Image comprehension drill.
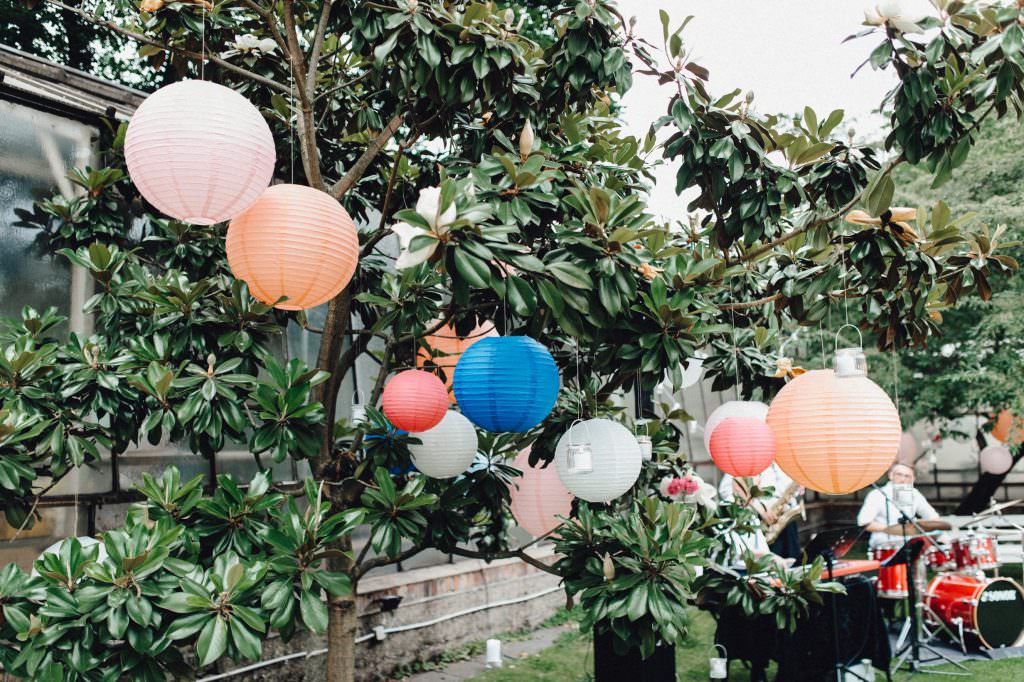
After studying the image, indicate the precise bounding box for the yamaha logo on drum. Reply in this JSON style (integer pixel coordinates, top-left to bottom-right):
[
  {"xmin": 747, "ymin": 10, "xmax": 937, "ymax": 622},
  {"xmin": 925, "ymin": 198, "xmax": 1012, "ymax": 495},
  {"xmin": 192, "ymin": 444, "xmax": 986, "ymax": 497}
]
[{"xmin": 980, "ymin": 590, "xmax": 1019, "ymax": 603}]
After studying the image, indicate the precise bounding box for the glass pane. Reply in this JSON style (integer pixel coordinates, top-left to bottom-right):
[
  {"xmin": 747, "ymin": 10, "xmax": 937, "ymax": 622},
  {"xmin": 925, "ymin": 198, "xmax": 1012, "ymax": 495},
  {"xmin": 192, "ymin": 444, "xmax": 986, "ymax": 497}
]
[{"xmin": 0, "ymin": 99, "xmax": 95, "ymax": 323}]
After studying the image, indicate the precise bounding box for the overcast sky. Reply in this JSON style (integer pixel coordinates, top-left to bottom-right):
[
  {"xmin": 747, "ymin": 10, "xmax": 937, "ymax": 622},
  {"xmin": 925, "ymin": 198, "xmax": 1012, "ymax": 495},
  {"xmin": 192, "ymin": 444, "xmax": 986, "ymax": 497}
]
[{"xmin": 615, "ymin": 0, "xmax": 935, "ymax": 220}]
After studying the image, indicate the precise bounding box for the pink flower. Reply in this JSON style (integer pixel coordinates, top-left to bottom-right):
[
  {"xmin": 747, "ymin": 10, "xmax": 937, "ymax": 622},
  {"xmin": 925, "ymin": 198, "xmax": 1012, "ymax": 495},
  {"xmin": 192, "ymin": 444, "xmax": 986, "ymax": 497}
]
[
  {"xmin": 666, "ymin": 478, "xmax": 685, "ymax": 496},
  {"xmin": 680, "ymin": 476, "xmax": 700, "ymax": 495},
  {"xmin": 658, "ymin": 477, "xmax": 673, "ymax": 497}
]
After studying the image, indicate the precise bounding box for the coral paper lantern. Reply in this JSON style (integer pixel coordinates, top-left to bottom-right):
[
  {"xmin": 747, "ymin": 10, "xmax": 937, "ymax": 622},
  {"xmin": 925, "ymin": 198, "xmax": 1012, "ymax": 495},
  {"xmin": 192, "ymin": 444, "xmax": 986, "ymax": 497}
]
[
  {"xmin": 703, "ymin": 401, "xmax": 769, "ymax": 453},
  {"xmin": 767, "ymin": 369, "xmax": 900, "ymax": 495},
  {"xmin": 408, "ymin": 411, "xmax": 479, "ymax": 478},
  {"xmin": 124, "ymin": 80, "xmax": 274, "ymax": 224},
  {"xmin": 226, "ymin": 184, "xmax": 359, "ymax": 310},
  {"xmin": 709, "ymin": 417, "xmax": 776, "ymax": 477},
  {"xmin": 382, "ymin": 370, "xmax": 448, "ymax": 433},
  {"xmin": 554, "ymin": 419, "xmax": 642, "ymax": 503},
  {"xmin": 453, "ymin": 337, "xmax": 559, "ymax": 432},
  {"xmin": 980, "ymin": 444, "xmax": 1014, "ymax": 475},
  {"xmin": 991, "ymin": 410, "xmax": 1024, "ymax": 445},
  {"xmin": 417, "ymin": 320, "xmax": 499, "ymax": 402},
  {"xmin": 509, "ymin": 448, "xmax": 573, "ymax": 537}
]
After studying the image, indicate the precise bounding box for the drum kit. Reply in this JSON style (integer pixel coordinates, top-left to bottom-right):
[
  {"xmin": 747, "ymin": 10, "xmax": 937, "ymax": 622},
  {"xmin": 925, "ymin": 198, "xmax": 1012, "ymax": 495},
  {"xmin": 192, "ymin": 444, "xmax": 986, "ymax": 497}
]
[{"xmin": 869, "ymin": 500, "xmax": 1024, "ymax": 653}]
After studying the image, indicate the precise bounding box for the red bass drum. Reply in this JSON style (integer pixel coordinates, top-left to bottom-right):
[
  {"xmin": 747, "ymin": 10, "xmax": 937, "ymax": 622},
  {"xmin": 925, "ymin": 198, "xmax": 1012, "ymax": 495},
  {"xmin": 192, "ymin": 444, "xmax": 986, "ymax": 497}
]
[{"xmin": 924, "ymin": 573, "xmax": 1024, "ymax": 649}]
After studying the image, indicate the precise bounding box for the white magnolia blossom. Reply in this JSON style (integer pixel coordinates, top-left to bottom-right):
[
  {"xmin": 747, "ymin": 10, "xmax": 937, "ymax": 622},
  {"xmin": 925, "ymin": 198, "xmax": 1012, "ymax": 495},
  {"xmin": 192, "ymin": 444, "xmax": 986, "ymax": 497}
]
[
  {"xmin": 864, "ymin": 1, "xmax": 925, "ymax": 33},
  {"xmin": 393, "ymin": 186, "xmax": 458, "ymax": 270},
  {"xmin": 223, "ymin": 34, "xmax": 278, "ymax": 57}
]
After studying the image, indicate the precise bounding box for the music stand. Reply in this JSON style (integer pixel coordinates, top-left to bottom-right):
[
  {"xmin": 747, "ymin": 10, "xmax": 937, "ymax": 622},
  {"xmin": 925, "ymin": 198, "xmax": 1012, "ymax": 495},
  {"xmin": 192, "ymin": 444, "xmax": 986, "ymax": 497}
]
[
  {"xmin": 885, "ymin": 534, "xmax": 968, "ymax": 675},
  {"xmin": 800, "ymin": 526, "xmax": 875, "ymax": 682}
]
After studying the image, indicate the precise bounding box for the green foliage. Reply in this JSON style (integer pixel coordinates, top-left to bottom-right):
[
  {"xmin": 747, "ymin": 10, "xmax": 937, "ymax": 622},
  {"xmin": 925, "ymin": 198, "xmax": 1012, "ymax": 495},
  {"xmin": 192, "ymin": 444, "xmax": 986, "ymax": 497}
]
[
  {"xmin": 0, "ymin": 468, "xmax": 361, "ymax": 680},
  {"xmin": 553, "ymin": 499, "xmax": 713, "ymax": 659}
]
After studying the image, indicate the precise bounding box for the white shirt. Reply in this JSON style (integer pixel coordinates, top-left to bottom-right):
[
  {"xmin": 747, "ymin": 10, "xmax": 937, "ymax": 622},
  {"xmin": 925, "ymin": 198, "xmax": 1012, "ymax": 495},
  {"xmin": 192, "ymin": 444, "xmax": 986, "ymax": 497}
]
[
  {"xmin": 718, "ymin": 464, "xmax": 792, "ymax": 564},
  {"xmin": 857, "ymin": 483, "xmax": 939, "ymax": 548}
]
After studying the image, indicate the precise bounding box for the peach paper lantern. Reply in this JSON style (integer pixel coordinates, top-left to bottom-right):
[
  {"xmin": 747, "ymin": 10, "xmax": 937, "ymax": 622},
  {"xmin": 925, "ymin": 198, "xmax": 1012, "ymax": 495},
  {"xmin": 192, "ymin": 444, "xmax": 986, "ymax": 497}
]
[
  {"xmin": 226, "ymin": 184, "xmax": 359, "ymax": 310},
  {"xmin": 417, "ymin": 320, "xmax": 499, "ymax": 402},
  {"xmin": 709, "ymin": 417, "xmax": 776, "ymax": 477},
  {"xmin": 381, "ymin": 370, "xmax": 448, "ymax": 432},
  {"xmin": 991, "ymin": 410, "xmax": 1024, "ymax": 446},
  {"xmin": 979, "ymin": 444, "xmax": 1014, "ymax": 475},
  {"xmin": 124, "ymin": 80, "xmax": 274, "ymax": 224},
  {"xmin": 766, "ymin": 369, "xmax": 900, "ymax": 495},
  {"xmin": 509, "ymin": 448, "xmax": 573, "ymax": 538}
]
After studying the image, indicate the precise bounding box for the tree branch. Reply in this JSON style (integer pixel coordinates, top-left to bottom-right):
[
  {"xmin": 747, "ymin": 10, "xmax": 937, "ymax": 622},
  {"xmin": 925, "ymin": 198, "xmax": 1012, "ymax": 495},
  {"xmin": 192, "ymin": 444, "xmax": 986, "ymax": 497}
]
[
  {"xmin": 44, "ymin": 0, "xmax": 290, "ymax": 94},
  {"xmin": 282, "ymin": 0, "xmax": 325, "ymax": 190},
  {"xmin": 307, "ymin": 0, "xmax": 335, "ymax": 94},
  {"xmin": 355, "ymin": 545, "xmax": 425, "ymax": 580},
  {"xmin": 330, "ymin": 114, "xmax": 406, "ymax": 198},
  {"xmin": 448, "ymin": 546, "xmax": 564, "ymax": 577},
  {"xmin": 720, "ymin": 292, "xmax": 783, "ymax": 310}
]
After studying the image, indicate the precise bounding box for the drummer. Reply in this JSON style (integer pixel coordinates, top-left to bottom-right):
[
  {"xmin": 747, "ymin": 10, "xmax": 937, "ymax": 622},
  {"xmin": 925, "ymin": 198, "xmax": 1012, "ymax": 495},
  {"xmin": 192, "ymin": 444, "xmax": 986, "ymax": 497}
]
[{"xmin": 857, "ymin": 463, "xmax": 941, "ymax": 548}]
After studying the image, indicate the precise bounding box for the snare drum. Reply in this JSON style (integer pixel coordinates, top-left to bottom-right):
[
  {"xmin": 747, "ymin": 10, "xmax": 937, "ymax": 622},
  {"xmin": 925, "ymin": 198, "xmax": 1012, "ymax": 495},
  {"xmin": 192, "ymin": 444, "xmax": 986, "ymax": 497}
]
[
  {"xmin": 924, "ymin": 573, "xmax": 1024, "ymax": 649},
  {"xmin": 952, "ymin": 533, "xmax": 1000, "ymax": 571},
  {"xmin": 870, "ymin": 543, "xmax": 908, "ymax": 598}
]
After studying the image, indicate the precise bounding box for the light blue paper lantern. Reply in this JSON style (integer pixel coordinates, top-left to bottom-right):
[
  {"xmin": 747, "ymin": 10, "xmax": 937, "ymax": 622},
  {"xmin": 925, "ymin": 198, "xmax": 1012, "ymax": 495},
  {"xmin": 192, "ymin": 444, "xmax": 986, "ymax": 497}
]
[{"xmin": 453, "ymin": 336, "xmax": 559, "ymax": 432}]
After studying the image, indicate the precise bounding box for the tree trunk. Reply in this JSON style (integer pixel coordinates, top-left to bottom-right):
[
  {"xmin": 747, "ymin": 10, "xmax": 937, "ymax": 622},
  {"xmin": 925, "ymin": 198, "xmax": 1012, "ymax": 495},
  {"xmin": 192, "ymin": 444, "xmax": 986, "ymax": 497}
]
[
  {"xmin": 956, "ymin": 446, "xmax": 1023, "ymax": 515},
  {"xmin": 325, "ymin": 534, "xmax": 358, "ymax": 682}
]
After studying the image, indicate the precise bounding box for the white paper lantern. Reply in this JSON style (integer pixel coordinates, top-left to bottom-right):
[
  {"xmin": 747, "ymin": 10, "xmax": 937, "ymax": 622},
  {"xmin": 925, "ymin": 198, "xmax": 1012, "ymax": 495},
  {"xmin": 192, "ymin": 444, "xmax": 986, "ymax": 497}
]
[
  {"xmin": 408, "ymin": 410, "xmax": 479, "ymax": 479},
  {"xmin": 555, "ymin": 419, "xmax": 642, "ymax": 503},
  {"xmin": 703, "ymin": 400, "xmax": 769, "ymax": 453}
]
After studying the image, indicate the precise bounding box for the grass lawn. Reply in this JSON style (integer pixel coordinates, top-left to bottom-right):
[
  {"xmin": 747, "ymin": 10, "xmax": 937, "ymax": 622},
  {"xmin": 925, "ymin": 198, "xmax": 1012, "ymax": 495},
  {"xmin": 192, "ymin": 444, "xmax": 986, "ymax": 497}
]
[{"xmin": 467, "ymin": 608, "xmax": 1024, "ymax": 681}]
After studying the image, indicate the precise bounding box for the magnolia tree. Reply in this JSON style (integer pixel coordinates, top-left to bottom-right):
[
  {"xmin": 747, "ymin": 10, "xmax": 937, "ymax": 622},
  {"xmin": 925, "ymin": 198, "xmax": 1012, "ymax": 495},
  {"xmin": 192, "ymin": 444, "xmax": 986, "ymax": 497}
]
[{"xmin": 1, "ymin": 0, "xmax": 1023, "ymax": 680}]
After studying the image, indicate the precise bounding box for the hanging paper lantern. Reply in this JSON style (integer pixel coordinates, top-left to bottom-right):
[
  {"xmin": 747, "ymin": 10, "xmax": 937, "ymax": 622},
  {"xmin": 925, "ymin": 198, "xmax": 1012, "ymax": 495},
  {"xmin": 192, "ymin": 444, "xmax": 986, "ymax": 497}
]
[
  {"xmin": 703, "ymin": 400, "xmax": 769, "ymax": 453},
  {"xmin": 453, "ymin": 337, "xmax": 559, "ymax": 432},
  {"xmin": 767, "ymin": 369, "xmax": 900, "ymax": 495},
  {"xmin": 226, "ymin": 184, "xmax": 359, "ymax": 310},
  {"xmin": 417, "ymin": 320, "xmax": 499, "ymax": 402},
  {"xmin": 898, "ymin": 431, "xmax": 919, "ymax": 466},
  {"xmin": 407, "ymin": 411, "xmax": 479, "ymax": 478},
  {"xmin": 709, "ymin": 417, "xmax": 776, "ymax": 477},
  {"xmin": 124, "ymin": 80, "xmax": 274, "ymax": 224},
  {"xmin": 509, "ymin": 447, "xmax": 573, "ymax": 537},
  {"xmin": 991, "ymin": 410, "xmax": 1024, "ymax": 445},
  {"xmin": 554, "ymin": 419, "xmax": 642, "ymax": 503},
  {"xmin": 980, "ymin": 444, "xmax": 1014, "ymax": 475},
  {"xmin": 382, "ymin": 370, "xmax": 448, "ymax": 432}
]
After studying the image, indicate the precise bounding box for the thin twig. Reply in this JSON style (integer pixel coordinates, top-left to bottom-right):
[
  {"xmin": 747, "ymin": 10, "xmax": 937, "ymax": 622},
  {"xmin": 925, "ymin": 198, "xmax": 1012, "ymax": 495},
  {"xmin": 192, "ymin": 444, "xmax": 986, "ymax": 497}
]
[
  {"xmin": 306, "ymin": 0, "xmax": 335, "ymax": 94},
  {"xmin": 44, "ymin": 0, "xmax": 290, "ymax": 94},
  {"xmin": 448, "ymin": 546, "xmax": 564, "ymax": 577},
  {"xmin": 355, "ymin": 545, "xmax": 425, "ymax": 580}
]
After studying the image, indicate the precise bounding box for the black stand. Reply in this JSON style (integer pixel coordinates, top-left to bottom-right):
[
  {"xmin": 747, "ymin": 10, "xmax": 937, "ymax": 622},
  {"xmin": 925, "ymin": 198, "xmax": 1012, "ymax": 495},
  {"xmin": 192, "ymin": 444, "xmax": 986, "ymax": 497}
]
[
  {"xmin": 867, "ymin": 484, "xmax": 968, "ymax": 676},
  {"xmin": 801, "ymin": 527, "xmax": 877, "ymax": 682}
]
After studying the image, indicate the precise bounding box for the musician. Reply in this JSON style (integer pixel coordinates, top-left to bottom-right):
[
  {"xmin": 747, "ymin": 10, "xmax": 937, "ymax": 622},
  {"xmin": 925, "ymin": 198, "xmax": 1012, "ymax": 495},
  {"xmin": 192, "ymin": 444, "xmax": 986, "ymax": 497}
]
[
  {"xmin": 857, "ymin": 463, "xmax": 940, "ymax": 547},
  {"xmin": 719, "ymin": 462, "xmax": 802, "ymax": 559}
]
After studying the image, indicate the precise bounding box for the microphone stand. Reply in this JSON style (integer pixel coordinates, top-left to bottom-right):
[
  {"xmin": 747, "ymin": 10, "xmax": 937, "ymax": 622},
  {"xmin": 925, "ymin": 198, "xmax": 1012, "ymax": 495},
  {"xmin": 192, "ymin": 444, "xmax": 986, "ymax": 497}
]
[{"xmin": 869, "ymin": 484, "xmax": 968, "ymax": 676}]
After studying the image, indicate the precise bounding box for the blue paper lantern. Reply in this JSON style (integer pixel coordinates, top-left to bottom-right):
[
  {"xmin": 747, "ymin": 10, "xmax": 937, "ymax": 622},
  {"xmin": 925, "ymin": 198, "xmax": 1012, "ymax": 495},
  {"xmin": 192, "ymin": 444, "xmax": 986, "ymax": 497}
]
[{"xmin": 453, "ymin": 336, "xmax": 559, "ymax": 432}]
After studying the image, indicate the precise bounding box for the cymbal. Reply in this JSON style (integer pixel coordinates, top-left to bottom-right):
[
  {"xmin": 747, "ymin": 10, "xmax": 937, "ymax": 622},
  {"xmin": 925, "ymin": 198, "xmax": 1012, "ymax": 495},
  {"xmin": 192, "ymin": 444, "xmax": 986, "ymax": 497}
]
[
  {"xmin": 975, "ymin": 499, "xmax": 1022, "ymax": 518},
  {"xmin": 880, "ymin": 519, "xmax": 952, "ymax": 535}
]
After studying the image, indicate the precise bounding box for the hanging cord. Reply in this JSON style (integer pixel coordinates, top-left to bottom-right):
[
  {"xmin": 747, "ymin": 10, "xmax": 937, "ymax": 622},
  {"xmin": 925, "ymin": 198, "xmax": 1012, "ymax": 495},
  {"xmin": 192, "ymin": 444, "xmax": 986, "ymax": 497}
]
[
  {"xmin": 289, "ymin": 53, "xmax": 296, "ymax": 184},
  {"xmin": 200, "ymin": 4, "xmax": 206, "ymax": 80},
  {"xmin": 818, "ymin": 321, "xmax": 827, "ymax": 369},
  {"xmin": 575, "ymin": 337, "xmax": 583, "ymax": 419},
  {"xmin": 725, "ymin": 277, "xmax": 742, "ymax": 394},
  {"xmin": 840, "ymin": 225, "xmax": 851, "ymax": 327}
]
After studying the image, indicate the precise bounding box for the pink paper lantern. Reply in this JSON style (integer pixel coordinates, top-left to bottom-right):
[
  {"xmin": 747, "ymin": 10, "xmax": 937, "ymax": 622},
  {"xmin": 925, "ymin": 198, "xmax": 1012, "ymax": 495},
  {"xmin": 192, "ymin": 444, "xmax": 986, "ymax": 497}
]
[
  {"xmin": 382, "ymin": 370, "xmax": 448, "ymax": 432},
  {"xmin": 980, "ymin": 444, "xmax": 1013, "ymax": 475},
  {"xmin": 709, "ymin": 416, "xmax": 776, "ymax": 477},
  {"xmin": 226, "ymin": 184, "xmax": 359, "ymax": 310},
  {"xmin": 898, "ymin": 431, "xmax": 919, "ymax": 466},
  {"xmin": 125, "ymin": 80, "xmax": 275, "ymax": 224},
  {"xmin": 509, "ymin": 448, "xmax": 573, "ymax": 538}
]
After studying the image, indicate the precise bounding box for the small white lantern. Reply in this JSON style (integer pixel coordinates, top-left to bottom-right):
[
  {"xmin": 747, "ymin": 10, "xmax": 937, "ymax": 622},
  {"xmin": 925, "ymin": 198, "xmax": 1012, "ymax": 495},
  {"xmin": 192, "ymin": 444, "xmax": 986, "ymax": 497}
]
[
  {"xmin": 408, "ymin": 410, "xmax": 478, "ymax": 479},
  {"xmin": 555, "ymin": 419, "xmax": 642, "ymax": 503},
  {"xmin": 485, "ymin": 639, "xmax": 503, "ymax": 668}
]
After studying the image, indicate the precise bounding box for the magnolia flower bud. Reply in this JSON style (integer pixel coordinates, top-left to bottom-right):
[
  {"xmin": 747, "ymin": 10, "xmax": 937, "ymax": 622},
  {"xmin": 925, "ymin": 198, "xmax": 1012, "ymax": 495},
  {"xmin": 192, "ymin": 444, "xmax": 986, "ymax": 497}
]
[
  {"xmin": 519, "ymin": 120, "xmax": 535, "ymax": 161},
  {"xmin": 602, "ymin": 552, "xmax": 616, "ymax": 580}
]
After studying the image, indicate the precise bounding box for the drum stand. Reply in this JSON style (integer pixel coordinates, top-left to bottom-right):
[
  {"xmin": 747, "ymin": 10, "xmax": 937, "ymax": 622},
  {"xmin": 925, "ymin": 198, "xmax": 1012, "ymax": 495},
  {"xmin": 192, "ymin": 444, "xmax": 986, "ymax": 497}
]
[{"xmin": 888, "ymin": 520, "xmax": 969, "ymax": 676}]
